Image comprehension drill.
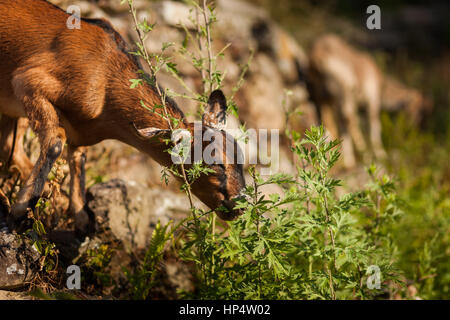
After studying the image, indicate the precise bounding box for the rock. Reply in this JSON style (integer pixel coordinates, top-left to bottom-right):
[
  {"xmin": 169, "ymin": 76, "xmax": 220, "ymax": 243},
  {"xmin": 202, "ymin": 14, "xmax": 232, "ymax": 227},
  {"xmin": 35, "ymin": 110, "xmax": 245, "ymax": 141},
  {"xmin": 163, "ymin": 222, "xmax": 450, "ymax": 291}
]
[
  {"xmin": 251, "ymin": 21, "xmax": 308, "ymax": 83},
  {"xmin": 217, "ymin": 0, "xmax": 268, "ymax": 21},
  {"xmin": 86, "ymin": 179, "xmax": 205, "ymax": 250},
  {"xmin": 0, "ymin": 290, "xmax": 32, "ymax": 300},
  {"xmin": 216, "ymin": 0, "xmax": 268, "ymax": 45},
  {"xmin": 72, "ymin": 178, "xmax": 201, "ymax": 297},
  {"xmin": 164, "ymin": 259, "xmax": 194, "ymax": 293},
  {"xmin": 238, "ymin": 53, "xmax": 286, "ymax": 131},
  {"xmin": 153, "ymin": 1, "xmax": 197, "ymax": 30},
  {"xmin": 143, "ymin": 24, "xmax": 184, "ymax": 54},
  {"xmin": 95, "ymin": 0, "xmax": 147, "ymax": 14},
  {"xmin": 0, "ymin": 231, "xmax": 40, "ymax": 290}
]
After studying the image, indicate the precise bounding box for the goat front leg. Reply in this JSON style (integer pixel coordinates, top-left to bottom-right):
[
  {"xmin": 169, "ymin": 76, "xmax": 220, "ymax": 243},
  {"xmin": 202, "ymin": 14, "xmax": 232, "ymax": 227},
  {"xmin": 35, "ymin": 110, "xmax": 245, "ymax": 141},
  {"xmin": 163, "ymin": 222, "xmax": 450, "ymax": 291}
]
[
  {"xmin": 321, "ymin": 103, "xmax": 339, "ymax": 141},
  {"xmin": 321, "ymin": 103, "xmax": 356, "ymax": 168},
  {"xmin": 341, "ymin": 95, "xmax": 367, "ymax": 155},
  {"xmin": 0, "ymin": 116, "xmax": 33, "ymax": 180},
  {"xmin": 367, "ymin": 101, "xmax": 387, "ymax": 160},
  {"xmin": 7, "ymin": 96, "xmax": 66, "ymax": 232},
  {"xmin": 68, "ymin": 145, "xmax": 94, "ymax": 236}
]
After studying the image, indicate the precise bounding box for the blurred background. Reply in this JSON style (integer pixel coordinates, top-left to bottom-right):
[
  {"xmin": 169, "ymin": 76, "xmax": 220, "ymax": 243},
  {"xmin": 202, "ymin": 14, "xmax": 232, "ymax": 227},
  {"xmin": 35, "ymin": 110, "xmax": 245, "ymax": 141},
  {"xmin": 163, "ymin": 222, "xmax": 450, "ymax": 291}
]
[{"xmin": 250, "ymin": 0, "xmax": 450, "ymax": 136}]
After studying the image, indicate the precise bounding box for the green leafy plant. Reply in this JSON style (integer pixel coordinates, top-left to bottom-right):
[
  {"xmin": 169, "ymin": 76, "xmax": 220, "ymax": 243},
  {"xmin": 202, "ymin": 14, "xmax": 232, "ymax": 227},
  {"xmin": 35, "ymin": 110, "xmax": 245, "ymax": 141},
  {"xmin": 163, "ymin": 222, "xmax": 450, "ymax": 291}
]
[
  {"xmin": 124, "ymin": 220, "xmax": 178, "ymax": 299},
  {"xmin": 173, "ymin": 125, "xmax": 404, "ymax": 300}
]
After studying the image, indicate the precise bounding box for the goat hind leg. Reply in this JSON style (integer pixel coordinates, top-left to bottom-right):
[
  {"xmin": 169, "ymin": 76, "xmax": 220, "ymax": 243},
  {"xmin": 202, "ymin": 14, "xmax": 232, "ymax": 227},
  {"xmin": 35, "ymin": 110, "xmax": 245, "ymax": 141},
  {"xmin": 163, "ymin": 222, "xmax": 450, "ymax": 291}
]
[
  {"xmin": 321, "ymin": 103, "xmax": 340, "ymax": 141},
  {"xmin": 368, "ymin": 102, "xmax": 386, "ymax": 160},
  {"xmin": 68, "ymin": 145, "xmax": 94, "ymax": 236},
  {"xmin": 8, "ymin": 96, "xmax": 66, "ymax": 232},
  {"xmin": 0, "ymin": 116, "xmax": 33, "ymax": 180},
  {"xmin": 322, "ymin": 103, "xmax": 355, "ymax": 167},
  {"xmin": 341, "ymin": 95, "xmax": 367, "ymax": 155}
]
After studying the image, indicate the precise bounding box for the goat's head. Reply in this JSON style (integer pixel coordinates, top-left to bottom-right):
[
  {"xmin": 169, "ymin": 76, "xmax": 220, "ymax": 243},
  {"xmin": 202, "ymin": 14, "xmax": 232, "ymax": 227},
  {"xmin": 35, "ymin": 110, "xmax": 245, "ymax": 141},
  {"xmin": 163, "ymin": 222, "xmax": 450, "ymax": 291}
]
[{"xmin": 134, "ymin": 90, "xmax": 246, "ymax": 221}]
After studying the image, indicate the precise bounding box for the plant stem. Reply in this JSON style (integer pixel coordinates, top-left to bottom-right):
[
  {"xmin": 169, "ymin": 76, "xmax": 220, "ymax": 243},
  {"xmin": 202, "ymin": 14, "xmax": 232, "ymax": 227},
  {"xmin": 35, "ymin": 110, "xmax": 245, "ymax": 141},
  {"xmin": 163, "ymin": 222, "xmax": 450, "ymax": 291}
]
[
  {"xmin": 128, "ymin": 0, "xmax": 196, "ymax": 215},
  {"xmin": 326, "ymin": 264, "xmax": 336, "ymax": 300},
  {"xmin": 322, "ymin": 191, "xmax": 337, "ymax": 300},
  {"xmin": 195, "ymin": 6, "xmax": 208, "ymax": 96},
  {"xmin": 251, "ymin": 168, "xmax": 262, "ymax": 299},
  {"xmin": 201, "ymin": 0, "xmax": 214, "ymax": 93}
]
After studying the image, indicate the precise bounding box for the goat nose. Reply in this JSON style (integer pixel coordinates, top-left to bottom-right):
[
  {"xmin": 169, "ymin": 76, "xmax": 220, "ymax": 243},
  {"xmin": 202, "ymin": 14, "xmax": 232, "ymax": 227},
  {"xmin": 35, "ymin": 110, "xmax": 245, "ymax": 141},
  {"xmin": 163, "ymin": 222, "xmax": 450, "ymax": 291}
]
[{"xmin": 217, "ymin": 199, "xmax": 243, "ymax": 221}]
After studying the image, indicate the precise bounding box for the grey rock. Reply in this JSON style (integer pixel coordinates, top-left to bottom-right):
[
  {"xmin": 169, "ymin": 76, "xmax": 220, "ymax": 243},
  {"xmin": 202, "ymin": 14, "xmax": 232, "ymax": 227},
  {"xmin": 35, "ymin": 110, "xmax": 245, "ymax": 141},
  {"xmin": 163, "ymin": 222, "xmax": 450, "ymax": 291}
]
[
  {"xmin": 0, "ymin": 290, "xmax": 32, "ymax": 300},
  {"xmin": 86, "ymin": 179, "xmax": 204, "ymax": 250},
  {"xmin": 152, "ymin": 1, "xmax": 197, "ymax": 30},
  {"xmin": 0, "ymin": 231, "xmax": 40, "ymax": 290}
]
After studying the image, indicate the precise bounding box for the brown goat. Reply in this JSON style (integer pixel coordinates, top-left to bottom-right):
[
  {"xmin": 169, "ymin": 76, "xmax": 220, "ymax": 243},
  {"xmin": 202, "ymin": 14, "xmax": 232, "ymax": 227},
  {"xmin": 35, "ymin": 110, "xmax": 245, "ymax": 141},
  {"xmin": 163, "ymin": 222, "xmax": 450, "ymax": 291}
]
[
  {"xmin": 0, "ymin": 0, "xmax": 245, "ymax": 235},
  {"xmin": 307, "ymin": 34, "xmax": 432, "ymax": 168},
  {"xmin": 307, "ymin": 34, "xmax": 385, "ymax": 168}
]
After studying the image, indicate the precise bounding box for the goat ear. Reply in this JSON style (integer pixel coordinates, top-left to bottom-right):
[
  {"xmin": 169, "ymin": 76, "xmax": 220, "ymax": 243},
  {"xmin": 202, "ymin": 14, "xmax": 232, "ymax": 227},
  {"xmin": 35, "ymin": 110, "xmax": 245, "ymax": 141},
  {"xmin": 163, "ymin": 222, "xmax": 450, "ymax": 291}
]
[
  {"xmin": 132, "ymin": 123, "xmax": 171, "ymax": 141},
  {"xmin": 202, "ymin": 90, "xmax": 227, "ymax": 129}
]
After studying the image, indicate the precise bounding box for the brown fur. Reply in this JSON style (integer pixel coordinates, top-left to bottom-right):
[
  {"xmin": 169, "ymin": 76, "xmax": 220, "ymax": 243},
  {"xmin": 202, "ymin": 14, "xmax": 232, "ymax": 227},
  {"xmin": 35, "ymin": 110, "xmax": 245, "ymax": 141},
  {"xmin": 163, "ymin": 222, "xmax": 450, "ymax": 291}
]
[{"xmin": 0, "ymin": 0, "xmax": 245, "ymax": 234}]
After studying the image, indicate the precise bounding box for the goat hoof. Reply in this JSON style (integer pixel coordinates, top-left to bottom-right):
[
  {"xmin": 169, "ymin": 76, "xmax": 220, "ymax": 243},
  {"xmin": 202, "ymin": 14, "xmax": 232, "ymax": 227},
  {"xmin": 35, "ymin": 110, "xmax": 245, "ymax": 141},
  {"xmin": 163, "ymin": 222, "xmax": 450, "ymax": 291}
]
[
  {"xmin": 74, "ymin": 207, "xmax": 96, "ymax": 239},
  {"xmin": 7, "ymin": 203, "xmax": 33, "ymax": 234},
  {"xmin": 0, "ymin": 191, "xmax": 11, "ymax": 232}
]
